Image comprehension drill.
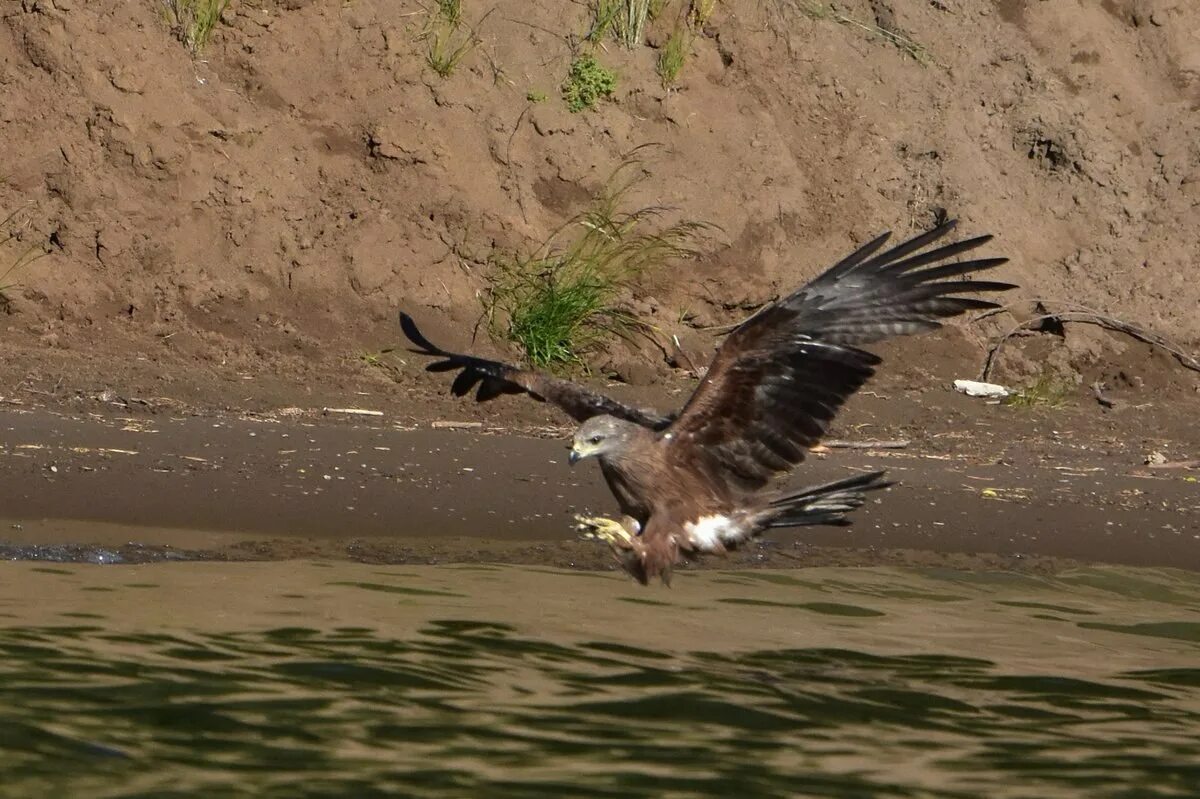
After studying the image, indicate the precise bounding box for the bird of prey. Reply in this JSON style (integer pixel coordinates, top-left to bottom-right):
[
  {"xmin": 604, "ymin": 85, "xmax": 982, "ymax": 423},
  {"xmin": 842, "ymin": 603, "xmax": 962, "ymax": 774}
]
[{"xmin": 400, "ymin": 220, "xmax": 1012, "ymax": 584}]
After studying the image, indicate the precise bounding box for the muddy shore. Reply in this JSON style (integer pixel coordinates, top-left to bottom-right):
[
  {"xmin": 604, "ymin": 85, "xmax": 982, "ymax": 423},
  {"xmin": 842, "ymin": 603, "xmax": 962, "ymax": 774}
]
[{"xmin": 2, "ymin": 389, "xmax": 1196, "ymax": 573}]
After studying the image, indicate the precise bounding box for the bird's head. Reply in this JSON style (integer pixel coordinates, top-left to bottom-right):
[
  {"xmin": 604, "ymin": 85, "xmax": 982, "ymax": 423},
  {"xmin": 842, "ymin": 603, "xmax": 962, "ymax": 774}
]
[{"xmin": 568, "ymin": 415, "xmax": 634, "ymax": 465}]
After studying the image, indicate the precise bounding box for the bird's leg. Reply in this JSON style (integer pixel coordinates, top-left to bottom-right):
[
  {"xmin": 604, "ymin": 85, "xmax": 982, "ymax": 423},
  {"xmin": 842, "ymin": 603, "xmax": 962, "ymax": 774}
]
[{"xmin": 574, "ymin": 514, "xmax": 635, "ymax": 547}]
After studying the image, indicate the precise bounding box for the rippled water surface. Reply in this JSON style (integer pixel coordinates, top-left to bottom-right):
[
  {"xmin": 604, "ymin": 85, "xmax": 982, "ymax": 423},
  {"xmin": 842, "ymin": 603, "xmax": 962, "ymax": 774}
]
[{"xmin": 0, "ymin": 561, "xmax": 1197, "ymax": 798}]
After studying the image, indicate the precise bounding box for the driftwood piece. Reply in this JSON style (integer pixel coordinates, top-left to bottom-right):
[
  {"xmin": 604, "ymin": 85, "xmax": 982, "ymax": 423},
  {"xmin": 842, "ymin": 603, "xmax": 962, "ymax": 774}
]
[
  {"xmin": 323, "ymin": 407, "xmax": 384, "ymax": 417},
  {"xmin": 1147, "ymin": 459, "xmax": 1200, "ymax": 471},
  {"xmin": 977, "ymin": 301, "xmax": 1200, "ymax": 381},
  {"xmin": 823, "ymin": 439, "xmax": 911, "ymax": 450}
]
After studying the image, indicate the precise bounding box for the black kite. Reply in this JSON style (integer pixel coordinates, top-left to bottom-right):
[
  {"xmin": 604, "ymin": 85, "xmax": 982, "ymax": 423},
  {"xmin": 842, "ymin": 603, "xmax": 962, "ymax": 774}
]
[{"xmin": 401, "ymin": 220, "xmax": 1012, "ymax": 584}]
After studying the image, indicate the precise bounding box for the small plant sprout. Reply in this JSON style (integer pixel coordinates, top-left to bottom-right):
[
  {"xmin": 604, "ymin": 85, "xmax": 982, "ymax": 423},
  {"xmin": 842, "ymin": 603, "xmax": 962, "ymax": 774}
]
[
  {"xmin": 162, "ymin": 0, "xmax": 230, "ymax": 53},
  {"xmin": 423, "ymin": 1, "xmax": 488, "ymax": 78},
  {"xmin": 526, "ymin": 89, "xmax": 548, "ymax": 103},
  {"xmin": 359, "ymin": 348, "xmax": 405, "ymax": 379},
  {"xmin": 562, "ymin": 54, "xmax": 617, "ymax": 112},
  {"xmin": 657, "ymin": 25, "xmax": 690, "ymax": 87},
  {"xmin": 483, "ymin": 151, "xmax": 712, "ymax": 370}
]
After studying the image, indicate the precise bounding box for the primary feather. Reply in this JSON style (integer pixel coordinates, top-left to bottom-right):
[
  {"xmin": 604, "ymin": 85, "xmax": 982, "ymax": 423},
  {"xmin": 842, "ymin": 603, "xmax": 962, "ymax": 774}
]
[
  {"xmin": 662, "ymin": 219, "xmax": 1011, "ymax": 491},
  {"xmin": 399, "ymin": 313, "xmax": 674, "ymax": 429}
]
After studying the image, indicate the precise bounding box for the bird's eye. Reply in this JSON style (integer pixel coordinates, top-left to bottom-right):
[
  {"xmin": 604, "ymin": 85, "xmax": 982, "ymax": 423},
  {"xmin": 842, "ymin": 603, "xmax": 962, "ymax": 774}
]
[{"xmin": 589, "ymin": 435, "xmax": 603, "ymax": 444}]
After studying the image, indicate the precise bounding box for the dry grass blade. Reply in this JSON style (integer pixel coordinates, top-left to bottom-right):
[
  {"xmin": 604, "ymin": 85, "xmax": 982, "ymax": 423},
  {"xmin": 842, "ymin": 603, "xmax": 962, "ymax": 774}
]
[
  {"xmin": 0, "ymin": 206, "xmax": 48, "ymax": 300},
  {"xmin": 789, "ymin": 1, "xmax": 936, "ymax": 66}
]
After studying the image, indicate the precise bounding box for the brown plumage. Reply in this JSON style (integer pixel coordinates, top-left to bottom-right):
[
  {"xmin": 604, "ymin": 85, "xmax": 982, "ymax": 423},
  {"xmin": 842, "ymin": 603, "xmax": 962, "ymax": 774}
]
[{"xmin": 401, "ymin": 220, "xmax": 1014, "ymax": 584}]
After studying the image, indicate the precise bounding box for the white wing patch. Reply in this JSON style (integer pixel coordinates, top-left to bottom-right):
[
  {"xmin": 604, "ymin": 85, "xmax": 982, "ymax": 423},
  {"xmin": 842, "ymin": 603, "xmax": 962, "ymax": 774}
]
[{"xmin": 683, "ymin": 515, "xmax": 747, "ymax": 551}]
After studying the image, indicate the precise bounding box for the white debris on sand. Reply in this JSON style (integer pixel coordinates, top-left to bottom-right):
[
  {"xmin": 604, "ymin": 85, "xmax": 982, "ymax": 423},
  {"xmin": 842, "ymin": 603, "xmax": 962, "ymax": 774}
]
[{"xmin": 953, "ymin": 379, "xmax": 1012, "ymax": 399}]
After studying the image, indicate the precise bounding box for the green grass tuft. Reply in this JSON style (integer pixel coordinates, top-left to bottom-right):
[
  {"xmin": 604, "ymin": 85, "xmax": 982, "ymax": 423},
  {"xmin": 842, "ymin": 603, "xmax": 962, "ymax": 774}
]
[
  {"xmin": 562, "ymin": 54, "xmax": 617, "ymax": 112},
  {"xmin": 436, "ymin": 0, "xmax": 463, "ymax": 27},
  {"xmin": 526, "ymin": 89, "xmax": 548, "ymax": 103},
  {"xmin": 1004, "ymin": 372, "xmax": 1071, "ymax": 409},
  {"xmin": 657, "ymin": 26, "xmax": 690, "ymax": 87},
  {"xmin": 358, "ymin": 348, "xmax": 405, "ymax": 381},
  {"xmin": 484, "ymin": 154, "xmax": 710, "ymax": 370},
  {"xmin": 588, "ymin": 0, "xmax": 619, "ymax": 42},
  {"xmin": 423, "ymin": 0, "xmax": 485, "ymax": 78},
  {"xmin": 163, "ymin": 0, "xmax": 229, "ymax": 53}
]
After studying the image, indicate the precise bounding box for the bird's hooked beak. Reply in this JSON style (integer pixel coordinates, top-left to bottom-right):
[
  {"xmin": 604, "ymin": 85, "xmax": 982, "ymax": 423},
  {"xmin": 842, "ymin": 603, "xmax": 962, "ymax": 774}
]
[{"xmin": 567, "ymin": 445, "xmax": 582, "ymax": 466}]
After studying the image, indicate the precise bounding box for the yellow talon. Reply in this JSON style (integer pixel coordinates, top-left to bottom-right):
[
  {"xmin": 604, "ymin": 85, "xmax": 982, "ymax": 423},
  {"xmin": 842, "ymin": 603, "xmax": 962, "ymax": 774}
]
[{"xmin": 574, "ymin": 515, "xmax": 634, "ymax": 546}]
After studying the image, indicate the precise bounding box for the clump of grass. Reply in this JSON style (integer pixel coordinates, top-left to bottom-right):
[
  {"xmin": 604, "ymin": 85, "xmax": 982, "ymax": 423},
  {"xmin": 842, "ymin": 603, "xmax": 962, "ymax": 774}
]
[
  {"xmin": 1004, "ymin": 372, "xmax": 1071, "ymax": 409},
  {"xmin": 163, "ymin": 0, "xmax": 229, "ymax": 53},
  {"xmin": 657, "ymin": 25, "xmax": 690, "ymax": 87},
  {"xmin": 526, "ymin": 89, "xmax": 548, "ymax": 103},
  {"xmin": 588, "ymin": 0, "xmax": 619, "ymax": 42},
  {"xmin": 562, "ymin": 54, "xmax": 617, "ymax": 112},
  {"xmin": 0, "ymin": 207, "xmax": 48, "ymax": 304},
  {"xmin": 423, "ymin": 0, "xmax": 484, "ymax": 78},
  {"xmin": 483, "ymin": 155, "xmax": 709, "ymax": 370},
  {"xmin": 589, "ymin": 0, "xmax": 652, "ymax": 48},
  {"xmin": 436, "ymin": 0, "xmax": 462, "ymax": 27}
]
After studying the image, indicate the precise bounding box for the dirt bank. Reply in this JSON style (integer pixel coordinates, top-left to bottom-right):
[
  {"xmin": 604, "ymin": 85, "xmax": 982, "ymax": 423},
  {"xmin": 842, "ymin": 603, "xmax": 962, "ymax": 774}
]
[
  {"xmin": 1, "ymin": 0, "xmax": 1198, "ymax": 417},
  {"xmin": 1, "ymin": 2, "xmax": 1197, "ymax": 571}
]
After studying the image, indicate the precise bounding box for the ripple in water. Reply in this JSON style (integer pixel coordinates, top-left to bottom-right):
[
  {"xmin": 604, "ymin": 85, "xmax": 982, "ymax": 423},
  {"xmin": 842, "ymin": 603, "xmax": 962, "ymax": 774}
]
[{"xmin": 0, "ymin": 564, "xmax": 1196, "ymax": 798}]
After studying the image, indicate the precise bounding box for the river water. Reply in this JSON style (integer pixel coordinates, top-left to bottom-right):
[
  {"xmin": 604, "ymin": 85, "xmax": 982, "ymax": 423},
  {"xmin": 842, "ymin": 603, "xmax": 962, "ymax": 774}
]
[{"xmin": 0, "ymin": 561, "xmax": 1196, "ymax": 797}]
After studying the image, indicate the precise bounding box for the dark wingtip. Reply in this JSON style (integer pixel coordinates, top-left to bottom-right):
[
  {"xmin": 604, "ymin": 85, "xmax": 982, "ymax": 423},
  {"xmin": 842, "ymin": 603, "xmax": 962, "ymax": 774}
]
[
  {"xmin": 399, "ymin": 311, "xmax": 445, "ymax": 355},
  {"xmin": 861, "ymin": 470, "xmax": 894, "ymax": 491},
  {"xmin": 971, "ymin": 281, "xmax": 1019, "ymax": 293}
]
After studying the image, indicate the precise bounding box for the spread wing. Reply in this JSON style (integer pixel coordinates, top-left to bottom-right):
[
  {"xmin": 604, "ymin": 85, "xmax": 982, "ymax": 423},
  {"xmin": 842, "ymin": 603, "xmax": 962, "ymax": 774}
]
[
  {"xmin": 663, "ymin": 219, "xmax": 1013, "ymax": 489},
  {"xmin": 399, "ymin": 313, "xmax": 674, "ymax": 429}
]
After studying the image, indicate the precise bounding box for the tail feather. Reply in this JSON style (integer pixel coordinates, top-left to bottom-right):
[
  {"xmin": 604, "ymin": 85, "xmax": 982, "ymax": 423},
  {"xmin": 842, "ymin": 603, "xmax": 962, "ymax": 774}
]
[{"xmin": 763, "ymin": 470, "xmax": 891, "ymax": 528}]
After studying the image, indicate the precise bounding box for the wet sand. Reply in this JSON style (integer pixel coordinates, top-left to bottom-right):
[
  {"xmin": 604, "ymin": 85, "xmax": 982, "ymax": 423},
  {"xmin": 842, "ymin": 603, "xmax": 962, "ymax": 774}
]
[{"xmin": 1, "ymin": 406, "xmax": 1197, "ymax": 572}]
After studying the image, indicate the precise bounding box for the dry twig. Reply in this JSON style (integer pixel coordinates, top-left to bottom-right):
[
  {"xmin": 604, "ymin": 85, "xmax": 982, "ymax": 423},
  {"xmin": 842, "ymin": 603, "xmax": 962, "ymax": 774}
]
[{"xmin": 822, "ymin": 439, "xmax": 911, "ymax": 450}]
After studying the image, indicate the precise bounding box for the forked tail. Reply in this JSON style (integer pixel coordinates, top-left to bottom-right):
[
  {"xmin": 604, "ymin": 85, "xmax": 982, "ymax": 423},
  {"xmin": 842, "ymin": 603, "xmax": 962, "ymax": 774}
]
[{"xmin": 762, "ymin": 470, "xmax": 892, "ymax": 528}]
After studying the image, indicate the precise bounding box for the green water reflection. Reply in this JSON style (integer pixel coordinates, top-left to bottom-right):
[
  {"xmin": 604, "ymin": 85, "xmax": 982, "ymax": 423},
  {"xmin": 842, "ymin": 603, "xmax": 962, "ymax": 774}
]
[{"xmin": 0, "ymin": 566, "xmax": 1197, "ymax": 798}]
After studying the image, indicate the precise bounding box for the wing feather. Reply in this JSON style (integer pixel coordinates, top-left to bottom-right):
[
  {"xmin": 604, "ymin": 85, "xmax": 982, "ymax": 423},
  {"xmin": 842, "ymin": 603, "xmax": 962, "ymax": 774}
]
[
  {"xmin": 663, "ymin": 220, "xmax": 1012, "ymax": 489},
  {"xmin": 399, "ymin": 313, "xmax": 674, "ymax": 429}
]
